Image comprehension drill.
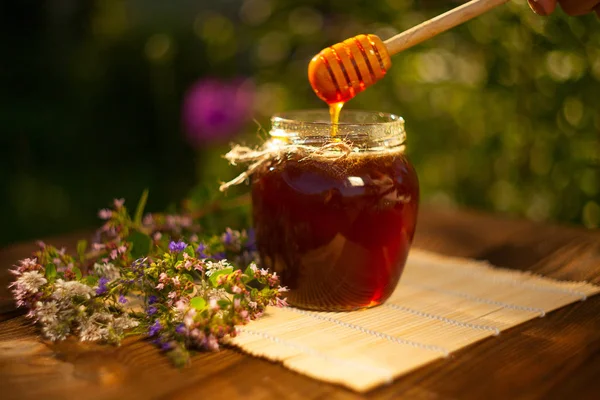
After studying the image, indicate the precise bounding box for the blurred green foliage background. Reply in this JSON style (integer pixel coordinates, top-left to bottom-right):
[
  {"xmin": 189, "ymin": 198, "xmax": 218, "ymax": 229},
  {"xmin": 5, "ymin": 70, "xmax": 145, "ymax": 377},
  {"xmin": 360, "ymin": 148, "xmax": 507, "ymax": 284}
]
[{"xmin": 2, "ymin": 0, "xmax": 599, "ymax": 246}]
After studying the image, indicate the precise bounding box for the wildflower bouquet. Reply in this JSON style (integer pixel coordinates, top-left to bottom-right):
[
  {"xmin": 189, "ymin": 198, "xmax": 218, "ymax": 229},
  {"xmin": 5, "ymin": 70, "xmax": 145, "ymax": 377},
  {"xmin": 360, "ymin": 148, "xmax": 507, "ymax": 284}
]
[{"xmin": 9, "ymin": 193, "xmax": 287, "ymax": 366}]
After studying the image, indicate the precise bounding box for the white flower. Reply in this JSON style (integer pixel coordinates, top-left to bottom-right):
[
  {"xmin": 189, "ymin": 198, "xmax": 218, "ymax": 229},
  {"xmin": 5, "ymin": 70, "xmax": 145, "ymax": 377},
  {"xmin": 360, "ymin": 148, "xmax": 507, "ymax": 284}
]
[
  {"xmin": 248, "ymin": 301, "xmax": 257, "ymax": 309},
  {"xmin": 34, "ymin": 301, "xmax": 59, "ymax": 324},
  {"xmin": 276, "ymin": 297, "xmax": 288, "ymax": 308},
  {"xmin": 16, "ymin": 271, "xmax": 47, "ymax": 293},
  {"xmin": 79, "ymin": 314, "xmax": 110, "ymax": 342},
  {"xmin": 205, "ymin": 334, "xmax": 219, "ymax": 351},
  {"xmin": 42, "ymin": 322, "xmax": 70, "ymax": 341},
  {"xmin": 205, "ymin": 288, "xmax": 227, "ymax": 300},
  {"xmin": 174, "ymin": 299, "xmax": 188, "ymax": 313},
  {"xmin": 112, "ymin": 315, "xmax": 139, "ymax": 332},
  {"xmin": 79, "ymin": 312, "xmax": 138, "ymax": 343},
  {"xmin": 248, "ymin": 262, "xmax": 258, "ymax": 273},
  {"xmin": 183, "ymin": 308, "xmax": 197, "ymax": 328},
  {"xmin": 93, "ymin": 262, "xmax": 120, "ymax": 281},
  {"xmin": 53, "ymin": 279, "xmax": 95, "ymax": 300},
  {"xmin": 204, "ymin": 260, "xmax": 232, "ymax": 277}
]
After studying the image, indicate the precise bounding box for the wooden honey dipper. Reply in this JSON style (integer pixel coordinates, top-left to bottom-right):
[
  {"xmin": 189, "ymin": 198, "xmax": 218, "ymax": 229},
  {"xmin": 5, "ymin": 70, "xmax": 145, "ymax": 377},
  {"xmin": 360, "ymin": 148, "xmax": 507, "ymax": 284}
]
[{"xmin": 308, "ymin": 0, "xmax": 510, "ymax": 104}]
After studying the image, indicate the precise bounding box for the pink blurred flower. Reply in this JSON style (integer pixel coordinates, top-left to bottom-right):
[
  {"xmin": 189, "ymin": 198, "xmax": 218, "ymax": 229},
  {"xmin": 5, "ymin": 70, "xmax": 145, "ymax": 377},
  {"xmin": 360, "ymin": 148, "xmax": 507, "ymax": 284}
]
[
  {"xmin": 181, "ymin": 78, "xmax": 254, "ymax": 146},
  {"xmin": 113, "ymin": 198, "xmax": 125, "ymax": 209},
  {"xmin": 98, "ymin": 209, "xmax": 112, "ymax": 220}
]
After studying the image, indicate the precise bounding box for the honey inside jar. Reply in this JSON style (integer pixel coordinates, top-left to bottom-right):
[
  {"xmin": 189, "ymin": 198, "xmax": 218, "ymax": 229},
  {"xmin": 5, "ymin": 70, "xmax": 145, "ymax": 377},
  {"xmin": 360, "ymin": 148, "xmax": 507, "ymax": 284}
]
[{"xmin": 251, "ymin": 110, "xmax": 419, "ymax": 311}]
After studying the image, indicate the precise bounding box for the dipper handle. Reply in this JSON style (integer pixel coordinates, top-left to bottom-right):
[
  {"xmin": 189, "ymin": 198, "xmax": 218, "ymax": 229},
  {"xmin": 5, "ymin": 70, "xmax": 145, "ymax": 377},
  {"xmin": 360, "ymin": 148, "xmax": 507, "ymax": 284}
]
[{"xmin": 384, "ymin": 0, "xmax": 510, "ymax": 55}]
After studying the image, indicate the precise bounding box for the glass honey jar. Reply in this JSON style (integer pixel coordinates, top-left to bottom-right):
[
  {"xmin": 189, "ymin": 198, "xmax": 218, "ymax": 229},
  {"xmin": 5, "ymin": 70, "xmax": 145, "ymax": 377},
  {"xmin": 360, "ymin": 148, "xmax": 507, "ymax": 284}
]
[{"xmin": 250, "ymin": 110, "xmax": 419, "ymax": 311}]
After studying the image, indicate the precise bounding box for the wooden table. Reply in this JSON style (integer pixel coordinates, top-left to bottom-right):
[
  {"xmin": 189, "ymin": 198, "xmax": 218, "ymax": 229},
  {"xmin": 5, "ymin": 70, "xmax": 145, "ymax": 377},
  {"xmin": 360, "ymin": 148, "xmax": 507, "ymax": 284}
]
[{"xmin": 2, "ymin": 207, "xmax": 600, "ymax": 400}]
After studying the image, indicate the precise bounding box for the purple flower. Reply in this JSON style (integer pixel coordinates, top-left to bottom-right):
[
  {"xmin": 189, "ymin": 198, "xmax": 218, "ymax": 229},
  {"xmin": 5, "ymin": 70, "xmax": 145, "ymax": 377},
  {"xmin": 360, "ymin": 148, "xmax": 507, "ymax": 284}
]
[
  {"xmin": 161, "ymin": 341, "xmax": 174, "ymax": 351},
  {"xmin": 169, "ymin": 241, "xmax": 187, "ymax": 253},
  {"xmin": 131, "ymin": 258, "xmax": 147, "ymax": 277},
  {"xmin": 132, "ymin": 257, "xmax": 147, "ymax": 268},
  {"xmin": 196, "ymin": 243, "xmax": 208, "ymax": 258},
  {"xmin": 96, "ymin": 277, "xmax": 110, "ymax": 295},
  {"xmin": 175, "ymin": 323, "xmax": 186, "ymax": 334},
  {"xmin": 148, "ymin": 295, "xmax": 158, "ymax": 304},
  {"xmin": 149, "ymin": 320, "xmax": 162, "ymax": 336},
  {"xmin": 181, "ymin": 78, "xmax": 254, "ymax": 146},
  {"xmin": 222, "ymin": 229, "xmax": 234, "ymax": 245},
  {"xmin": 118, "ymin": 295, "xmax": 128, "ymax": 304},
  {"xmin": 147, "ymin": 306, "xmax": 157, "ymax": 316},
  {"xmin": 246, "ymin": 228, "xmax": 257, "ymax": 252},
  {"xmin": 212, "ymin": 252, "xmax": 226, "ymax": 261}
]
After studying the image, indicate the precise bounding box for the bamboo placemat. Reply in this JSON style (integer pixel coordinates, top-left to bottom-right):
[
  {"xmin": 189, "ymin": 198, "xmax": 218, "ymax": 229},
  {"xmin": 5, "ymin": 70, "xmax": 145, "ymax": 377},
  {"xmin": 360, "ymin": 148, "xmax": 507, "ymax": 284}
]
[{"xmin": 229, "ymin": 249, "xmax": 600, "ymax": 392}]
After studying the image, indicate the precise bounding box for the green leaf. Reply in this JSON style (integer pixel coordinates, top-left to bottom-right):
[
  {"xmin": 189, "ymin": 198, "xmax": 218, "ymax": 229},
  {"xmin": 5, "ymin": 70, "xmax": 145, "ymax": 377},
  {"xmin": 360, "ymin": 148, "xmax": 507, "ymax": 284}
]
[
  {"xmin": 244, "ymin": 265, "xmax": 256, "ymax": 278},
  {"xmin": 209, "ymin": 267, "xmax": 233, "ymax": 287},
  {"xmin": 72, "ymin": 266, "xmax": 82, "ymax": 280},
  {"xmin": 190, "ymin": 297, "xmax": 206, "ymax": 310},
  {"xmin": 187, "ymin": 183, "xmax": 218, "ymax": 211},
  {"xmin": 77, "ymin": 240, "xmax": 88, "ymax": 262},
  {"xmin": 45, "ymin": 263, "xmax": 57, "ymax": 281},
  {"xmin": 184, "ymin": 246, "xmax": 195, "ymax": 258},
  {"xmin": 86, "ymin": 275, "xmax": 99, "ymax": 286},
  {"xmin": 134, "ymin": 189, "xmax": 149, "ymax": 226},
  {"xmin": 217, "ymin": 299, "xmax": 230, "ymax": 309},
  {"xmin": 128, "ymin": 230, "xmax": 152, "ymax": 259}
]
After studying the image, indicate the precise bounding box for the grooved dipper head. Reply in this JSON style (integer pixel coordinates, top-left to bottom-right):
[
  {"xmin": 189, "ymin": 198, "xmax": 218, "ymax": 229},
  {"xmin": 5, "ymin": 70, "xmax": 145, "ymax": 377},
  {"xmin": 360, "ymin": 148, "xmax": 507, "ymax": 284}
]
[{"xmin": 308, "ymin": 34, "xmax": 391, "ymax": 104}]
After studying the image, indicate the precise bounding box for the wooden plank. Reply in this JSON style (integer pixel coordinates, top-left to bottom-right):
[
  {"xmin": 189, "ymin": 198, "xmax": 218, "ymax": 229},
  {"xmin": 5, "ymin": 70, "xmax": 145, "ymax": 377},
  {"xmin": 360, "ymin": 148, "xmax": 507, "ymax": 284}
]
[{"xmin": 1, "ymin": 207, "xmax": 599, "ymax": 399}]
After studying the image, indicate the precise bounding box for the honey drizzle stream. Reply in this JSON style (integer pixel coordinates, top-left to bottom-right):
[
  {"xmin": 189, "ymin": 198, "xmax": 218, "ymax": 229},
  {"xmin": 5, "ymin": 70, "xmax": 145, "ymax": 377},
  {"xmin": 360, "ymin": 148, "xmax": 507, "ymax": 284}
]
[{"xmin": 329, "ymin": 102, "xmax": 344, "ymax": 138}]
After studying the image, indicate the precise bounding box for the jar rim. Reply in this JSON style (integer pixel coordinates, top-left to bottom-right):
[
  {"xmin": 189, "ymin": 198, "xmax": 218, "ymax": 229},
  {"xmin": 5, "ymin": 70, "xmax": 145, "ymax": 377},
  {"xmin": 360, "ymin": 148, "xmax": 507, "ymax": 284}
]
[
  {"xmin": 272, "ymin": 109, "xmax": 404, "ymax": 127},
  {"xmin": 270, "ymin": 109, "xmax": 406, "ymax": 151}
]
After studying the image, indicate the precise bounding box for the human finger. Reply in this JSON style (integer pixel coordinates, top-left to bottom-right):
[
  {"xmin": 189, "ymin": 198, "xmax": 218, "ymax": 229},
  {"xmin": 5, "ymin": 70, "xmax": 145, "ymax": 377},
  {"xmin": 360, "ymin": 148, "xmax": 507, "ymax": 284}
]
[
  {"xmin": 558, "ymin": 0, "xmax": 600, "ymax": 15},
  {"xmin": 527, "ymin": 0, "xmax": 558, "ymax": 15}
]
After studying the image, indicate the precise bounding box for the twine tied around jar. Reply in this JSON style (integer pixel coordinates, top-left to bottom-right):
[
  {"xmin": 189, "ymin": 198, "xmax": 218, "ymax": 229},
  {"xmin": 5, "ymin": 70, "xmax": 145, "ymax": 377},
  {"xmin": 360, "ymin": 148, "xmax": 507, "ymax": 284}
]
[
  {"xmin": 219, "ymin": 140, "xmax": 355, "ymax": 192},
  {"xmin": 219, "ymin": 140, "xmax": 406, "ymax": 192}
]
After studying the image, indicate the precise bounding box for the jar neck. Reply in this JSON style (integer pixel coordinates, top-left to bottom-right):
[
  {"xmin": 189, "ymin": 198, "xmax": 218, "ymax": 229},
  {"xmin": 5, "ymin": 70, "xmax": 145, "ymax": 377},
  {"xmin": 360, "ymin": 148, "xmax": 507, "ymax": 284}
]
[{"xmin": 269, "ymin": 110, "xmax": 406, "ymax": 152}]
